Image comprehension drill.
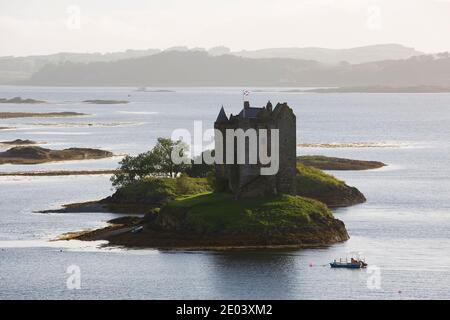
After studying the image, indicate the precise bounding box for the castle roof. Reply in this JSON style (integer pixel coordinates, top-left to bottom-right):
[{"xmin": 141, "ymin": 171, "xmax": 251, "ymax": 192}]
[
  {"xmin": 216, "ymin": 101, "xmax": 287, "ymax": 123},
  {"xmin": 215, "ymin": 106, "xmax": 228, "ymax": 123},
  {"xmin": 238, "ymin": 107, "xmax": 263, "ymax": 119}
]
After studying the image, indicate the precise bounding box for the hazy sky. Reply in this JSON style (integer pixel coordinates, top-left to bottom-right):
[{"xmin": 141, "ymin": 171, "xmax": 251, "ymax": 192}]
[{"xmin": 1, "ymin": 0, "xmax": 449, "ymax": 56}]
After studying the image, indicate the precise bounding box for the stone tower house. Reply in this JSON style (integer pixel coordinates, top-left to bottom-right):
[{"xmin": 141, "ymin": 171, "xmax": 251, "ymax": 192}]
[{"xmin": 214, "ymin": 101, "xmax": 297, "ymax": 198}]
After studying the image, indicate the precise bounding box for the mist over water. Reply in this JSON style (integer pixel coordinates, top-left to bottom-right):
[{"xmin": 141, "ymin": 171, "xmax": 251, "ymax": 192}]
[{"xmin": 1, "ymin": 86, "xmax": 450, "ymax": 299}]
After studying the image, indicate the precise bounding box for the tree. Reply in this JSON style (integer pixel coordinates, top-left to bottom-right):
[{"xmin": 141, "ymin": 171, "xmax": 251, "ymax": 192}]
[
  {"xmin": 151, "ymin": 138, "xmax": 190, "ymax": 178},
  {"xmin": 111, "ymin": 138, "xmax": 190, "ymax": 188}
]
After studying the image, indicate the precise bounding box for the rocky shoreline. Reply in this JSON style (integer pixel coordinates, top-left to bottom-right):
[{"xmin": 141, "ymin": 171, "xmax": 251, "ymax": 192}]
[
  {"xmin": 300, "ymin": 184, "xmax": 366, "ymax": 208},
  {"xmin": 60, "ymin": 218, "xmax": 349, "ymax": 250},
  {"xmin": 56, "ymin": 194, "xmax": 349, "ymax": 250},
  {"xmin": 295, "ymin": 163, "xmax": 367, "ymax": 207}
]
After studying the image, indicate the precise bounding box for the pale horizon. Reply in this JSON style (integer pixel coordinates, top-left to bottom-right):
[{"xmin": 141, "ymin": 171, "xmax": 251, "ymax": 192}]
[
  {"xmin": 0, "ymin": 43, "xmax": 427, "ymax": 59},
  {"xmin": 1, "ymin": 0, "xmax": 450, "ymax": 57}
]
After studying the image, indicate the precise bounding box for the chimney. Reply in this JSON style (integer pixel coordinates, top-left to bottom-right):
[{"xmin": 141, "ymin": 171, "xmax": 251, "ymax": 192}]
[
  {"xmin": 266, "ymin": 100, "xmax": 273, "ymax": 112},
  {"xmin": 244, "ymin": 101, "xmax": 250, "ymax": 109}
]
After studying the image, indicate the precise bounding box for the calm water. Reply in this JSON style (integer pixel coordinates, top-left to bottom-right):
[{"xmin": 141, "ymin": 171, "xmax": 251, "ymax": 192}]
[{"xmin": 1, "ymin": 86, "xmax": 450, "ymax": 299}]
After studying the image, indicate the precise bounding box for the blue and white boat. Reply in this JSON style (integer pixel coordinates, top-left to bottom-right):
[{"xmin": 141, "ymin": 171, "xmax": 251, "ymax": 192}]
[{"xmin": 330, "ymin": 258, "xmax": 367, "ymax": 269}]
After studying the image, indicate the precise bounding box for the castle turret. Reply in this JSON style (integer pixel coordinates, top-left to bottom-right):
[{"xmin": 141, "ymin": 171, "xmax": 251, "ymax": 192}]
[{"xmin": 216, "ymin": 106, "xmax": 228, "ymax": 123}]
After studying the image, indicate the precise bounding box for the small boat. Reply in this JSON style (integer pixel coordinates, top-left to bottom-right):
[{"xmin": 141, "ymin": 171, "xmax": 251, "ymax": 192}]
[
  {"xmin": 330, "ymin": 257, "xmax": 368, "ymax": 269},
  {"xmin": 131, "ymin": 226, "xmax": 144, "ymax": 234}
]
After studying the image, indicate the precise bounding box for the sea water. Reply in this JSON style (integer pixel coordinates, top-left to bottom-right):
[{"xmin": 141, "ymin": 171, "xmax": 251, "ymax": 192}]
[{"xmin": 1, "ymin": 86, "xmax": 450, "ymax": 299}]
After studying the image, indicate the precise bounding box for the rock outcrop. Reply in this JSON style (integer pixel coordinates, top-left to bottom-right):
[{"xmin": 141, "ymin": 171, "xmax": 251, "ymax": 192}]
[
  {"xmin": 297, "ymin": 155, "xmax": 386, "ymax": 170},
  {"xmin": 0, "ymin": 139, "xmax": 38, "ymax": 146},
  {"xmin": 0, "ymin": 97, "xmax": 46, "ymax": 104},
  {"xmin": 0, "ymin": 146, "xmax": 113, "ymax": 165}
]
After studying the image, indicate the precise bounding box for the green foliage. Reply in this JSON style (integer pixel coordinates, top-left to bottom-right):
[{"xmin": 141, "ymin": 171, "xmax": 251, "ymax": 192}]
[
  {"xmin": 296, "ymin": 163, "xmax": 343, "ymax": 193},
  {"xmin": 111, "ymin": 176, "xmax": 213, "ymax": 205},
  {"xmin": 152, "ymin": 137, "xmax": 191, "ymax": 178},
  {"xmin": 165, "ymin": 192, "xmax": 332, "ymax": 233},
  {"xmin": 111, "ymin": 152, "xmax": 158, "ymax": 187},
  {"xmin": 298, "ymin": 155, "xmax": 335, "ymax": 166},
  {"xmin": 175, "ymin": 175, "xmax": 213, "ymax": 196},
  {"xmin": 111, "ymin": 177, "xmax": 177, "ymax": 205},
  {"xmin": 111, "ymin": 137, "xmax": 190, "ymax": 188},
  {"xmin": 297, "ymin": 155, "xmax": 385, "ymax": 170},
  {"xmin": 205, "ymin": 171, "xmax": 217, "ymax": 190}
]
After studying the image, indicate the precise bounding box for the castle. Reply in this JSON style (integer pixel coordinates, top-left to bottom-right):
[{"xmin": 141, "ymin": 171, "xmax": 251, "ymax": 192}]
[{"xmin": 214, "ymin": 101, "xmax": 297, "ymax": 198}]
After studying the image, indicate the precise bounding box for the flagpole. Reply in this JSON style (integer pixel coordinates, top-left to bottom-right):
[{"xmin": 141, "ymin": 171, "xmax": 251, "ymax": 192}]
[
  {"xmin": 242, "ymin": 90, "xmax": 250, "ymax": 117},
  {"xmin": 243, "ymin": 90, "xmax": 245, "ymax": 117}
]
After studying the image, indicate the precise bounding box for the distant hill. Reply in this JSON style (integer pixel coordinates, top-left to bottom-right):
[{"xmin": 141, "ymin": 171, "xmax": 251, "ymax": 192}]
[
  {"xmin": 232, "ymin": 44, "xmax": 423, "ymax": 65},
  {"xmin": 303, "ymin": 85, "xmax": 450, "ymax": 93},
  {"xmin": 0, "ymin": 49, "xmax": 160, "ymax": 84},
  {"xmin": 24, "ymin": 51, "xmax": 450, "ymax": 87},
  {"xmin": 0, "ymin": 44, "xmax": 425, "ymax": 84}
]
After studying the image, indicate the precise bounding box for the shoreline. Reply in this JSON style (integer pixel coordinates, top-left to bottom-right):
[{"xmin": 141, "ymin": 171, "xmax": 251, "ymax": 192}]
[
  {"xmin": 297, "ymin": 155, "xmax": 386, "ymax": 171},
  {"xmin": 55, "ymin": 225, "xmax": 337, "ymax": 251},
  {"xmin": 0, "ymin": 170, "xmax": 118, "ymax": 177},
  {"xmin": 57, "ymin": 218, "xmax": 349, "ymax": 251}
]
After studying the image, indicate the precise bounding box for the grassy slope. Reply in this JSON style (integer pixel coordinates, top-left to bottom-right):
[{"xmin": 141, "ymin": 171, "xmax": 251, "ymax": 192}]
[
  {"xmin": 67, "ymin": 168, "xmax": 353, "ymax": 246},
  {"xmin": 296, "ymin": 163, "xmax": 343, "ymax": 193},
  {"xmin": 109, "ymin": 163, "xmax": 362, "ymax": 216},
  {"xmin": 110, "ymin": 176, "xmax": 212, "ymax": 205},
  {"xmin": 164, "ymin": 192, "xmax": 332, "ymax": 233},
  {"xmin": 296, "ymin": 163, "xmax": 365, "ymax": 206}
]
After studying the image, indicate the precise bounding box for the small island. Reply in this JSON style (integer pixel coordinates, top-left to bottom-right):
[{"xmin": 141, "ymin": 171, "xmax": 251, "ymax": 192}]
[
  {"xmin": 0, "ymin": 112, "xmax": 86, "ymax": 119},
  {"xmin": 0, "ymin": 146, "xmax": 113, "ymax": 165},
  {"xmin": 55, "ymin": 102, "xmax": 371, "ymax": 250},
  {"xmin": 298, "ymin": 142, "xmax": 397, "ymax": 148},
  {"xmin": 0, "ymin": 139, "xmax": 39, "ymax": 146},
  {"xmin": 55, "ymin": 162, "xmax": 361, "ymax": 249},
  {"xmin": 0, "ymin": 97, "xmax": 47, "ymax": 104},
  {"xmin": 297, "ymin": 155, "xmax": 386, "ymax": 171},
  {"xmin": 83, "ymin": 100, "xmax": 129, "ymax": 104},
  {"xmin": 302, "ymin": 85, "xmax": 450, "ymax": 93},
  {"xmin": 136, "ymin": 87, "xmax": 175, "ymax": 93}
]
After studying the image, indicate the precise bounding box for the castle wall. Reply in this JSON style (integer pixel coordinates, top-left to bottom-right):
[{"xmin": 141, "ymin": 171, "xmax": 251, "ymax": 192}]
[
  {"xmin": 214, "ymin": 102, "xmax": 297, "ymax": 198},
  {"xmin": 274, "ymin": 108, "xmax": 297, "ymax": 195}
]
